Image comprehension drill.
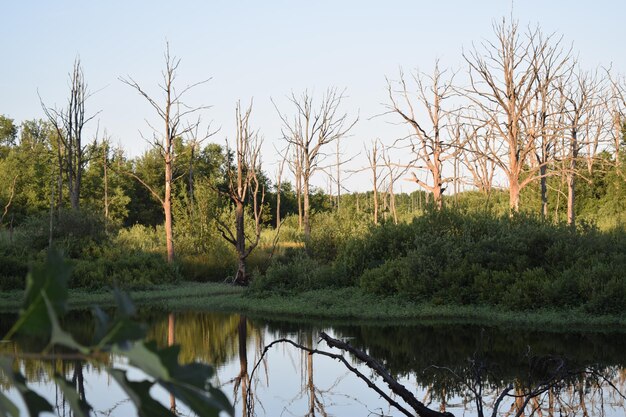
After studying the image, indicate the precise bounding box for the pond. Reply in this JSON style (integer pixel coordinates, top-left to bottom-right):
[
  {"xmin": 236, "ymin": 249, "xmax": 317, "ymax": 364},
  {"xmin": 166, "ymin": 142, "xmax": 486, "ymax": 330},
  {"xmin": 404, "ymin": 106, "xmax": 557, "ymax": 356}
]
[{"xmin": 2, "ymin": 310, "xmax": 626, "ymax": 416}]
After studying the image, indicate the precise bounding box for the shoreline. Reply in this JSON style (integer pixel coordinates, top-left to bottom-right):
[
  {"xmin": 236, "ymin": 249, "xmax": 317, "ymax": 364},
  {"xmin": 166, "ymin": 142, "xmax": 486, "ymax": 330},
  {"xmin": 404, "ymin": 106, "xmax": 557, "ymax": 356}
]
[{"xmin": 1, "ymin": 282, "xmax": 625, "ymax": 332}]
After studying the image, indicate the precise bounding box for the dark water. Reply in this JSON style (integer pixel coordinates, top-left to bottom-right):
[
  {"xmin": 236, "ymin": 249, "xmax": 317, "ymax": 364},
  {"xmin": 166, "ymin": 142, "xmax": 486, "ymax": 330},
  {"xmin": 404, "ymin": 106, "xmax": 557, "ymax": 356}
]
[{"xmin": 2, "ymin": 310, "xmax": 626, "ymax": 416}]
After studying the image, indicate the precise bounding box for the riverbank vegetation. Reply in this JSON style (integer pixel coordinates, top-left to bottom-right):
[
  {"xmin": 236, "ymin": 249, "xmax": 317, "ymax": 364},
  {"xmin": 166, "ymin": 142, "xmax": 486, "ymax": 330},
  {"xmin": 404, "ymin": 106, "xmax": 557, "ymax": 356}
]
[{"xmin": 1, "ymin": 17, "xmax": 626, "ymax": 324}]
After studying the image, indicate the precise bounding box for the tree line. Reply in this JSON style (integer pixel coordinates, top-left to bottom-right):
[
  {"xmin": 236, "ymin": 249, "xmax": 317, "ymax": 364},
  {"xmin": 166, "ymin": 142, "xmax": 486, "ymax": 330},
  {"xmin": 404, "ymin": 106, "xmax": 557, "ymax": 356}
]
[{"xmin": 1, "ymin": 18, "xmax": 625, "ymax": 285}]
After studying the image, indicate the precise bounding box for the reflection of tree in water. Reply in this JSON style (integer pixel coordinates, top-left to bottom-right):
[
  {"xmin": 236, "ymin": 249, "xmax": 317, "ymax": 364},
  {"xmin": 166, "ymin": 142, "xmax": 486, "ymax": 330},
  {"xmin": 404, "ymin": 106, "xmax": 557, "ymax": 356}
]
[
  {"xmin": 147, "ymin": 311, "xmax": 242, "ymax": 366},
  {"xmin": 168, "ymin": 312, "xmax": 177, "ymax": 414},
  {"xmin": 249, "ymin": 319, "xmax": 626, "ymax": 417},
  {"xmin": 217, "ymin": 314, "xmax": 271, "ymax": 417}
]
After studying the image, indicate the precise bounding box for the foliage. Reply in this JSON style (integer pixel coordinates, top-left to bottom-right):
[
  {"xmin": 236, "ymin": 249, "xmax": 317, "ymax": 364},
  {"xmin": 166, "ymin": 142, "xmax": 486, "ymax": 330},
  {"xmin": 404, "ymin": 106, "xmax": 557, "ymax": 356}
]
[
  {"xmin": 0, "ymin": 250, "xmax": 233, "ymax": 417},
  {"xmin": 250, "ymin": 251, "xmax": 338, "ymax": 294},
  {"xmin": 347, "ymin": 209, "xmax": 626, "ymax": 313}
]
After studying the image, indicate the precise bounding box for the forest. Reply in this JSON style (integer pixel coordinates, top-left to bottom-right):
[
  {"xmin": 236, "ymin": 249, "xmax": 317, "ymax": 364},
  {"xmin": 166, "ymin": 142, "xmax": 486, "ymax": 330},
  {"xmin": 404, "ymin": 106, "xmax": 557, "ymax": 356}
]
[{"xmin": 1, "ymin": 19, "xmax": 626, "ymax": 318}]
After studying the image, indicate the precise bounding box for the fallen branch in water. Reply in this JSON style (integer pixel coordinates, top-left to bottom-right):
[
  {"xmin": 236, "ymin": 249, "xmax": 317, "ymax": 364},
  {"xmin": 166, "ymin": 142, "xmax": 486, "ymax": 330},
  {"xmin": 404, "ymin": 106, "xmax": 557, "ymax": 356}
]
[{"xmin": 247, "ymin": 333, "xmax": 454, "ymax": 417}]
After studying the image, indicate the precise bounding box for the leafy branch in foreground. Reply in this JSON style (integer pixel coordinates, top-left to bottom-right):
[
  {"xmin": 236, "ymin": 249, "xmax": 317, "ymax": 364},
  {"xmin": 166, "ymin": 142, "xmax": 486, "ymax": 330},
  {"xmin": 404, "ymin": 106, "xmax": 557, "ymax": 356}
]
[{"xmin": 0, "ymin": 249, "xmax": 233, "ymax": 417}]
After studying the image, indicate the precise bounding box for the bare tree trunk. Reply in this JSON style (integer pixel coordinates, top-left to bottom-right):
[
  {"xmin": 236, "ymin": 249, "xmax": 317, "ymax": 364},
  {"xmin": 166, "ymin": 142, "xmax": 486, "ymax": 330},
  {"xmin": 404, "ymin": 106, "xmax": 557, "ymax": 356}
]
[
  {"xmin": 540, "ymin": 164, "xmax": 548, "ymax": 219},
  {"xmin": 296, "ymin": 166, "xmax": 303, "ymax": 230},
  {"xmin": 103, "ymin": 142, "xmax": 109, "ymax": 230},
  {"xmin": 336, "ymin": 138, "xmax": 341, "ymax": 211},
  {"xmin": 235, "ymin": 200, "xmax": 246, "ymax": 284},
  {"xmin": 303, "ymin": 173, "xmax": 311, "ymax": 239},
  {"xmin": 365, "ymin": 141, "xmax": 381, "ymax": 225},
  {"xmin": 509, "ymin": 176, "xmax": 521, "ymax": 213},
  {"xmin": 164, "ymin": 154, "xmax": 174, "ymax": 263},
  {"xmin": 567, "ymin": 129, "xmax": 577, "ymax": 226},
  {"xmin": 49, "ymin": 175, "xmax": 54, "ymax": 249},
  {"xmin": 276, "ymin": 152, "xmax": 287, "ymax": 229}
]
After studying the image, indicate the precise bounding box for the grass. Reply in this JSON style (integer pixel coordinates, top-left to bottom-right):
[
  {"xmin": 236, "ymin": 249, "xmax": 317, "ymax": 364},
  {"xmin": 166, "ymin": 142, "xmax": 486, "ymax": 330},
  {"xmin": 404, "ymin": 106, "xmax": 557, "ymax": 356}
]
[{"xmin": 2, "ymin": 282, "xmax": 626, "ymax": 332}]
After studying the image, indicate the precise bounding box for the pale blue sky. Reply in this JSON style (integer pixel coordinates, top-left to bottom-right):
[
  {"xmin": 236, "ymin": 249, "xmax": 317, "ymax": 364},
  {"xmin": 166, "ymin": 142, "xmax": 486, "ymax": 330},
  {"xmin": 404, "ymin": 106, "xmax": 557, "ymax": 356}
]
[{"xmin": 2, "ymin": 1, "xmax": 625, "ymax": 190}]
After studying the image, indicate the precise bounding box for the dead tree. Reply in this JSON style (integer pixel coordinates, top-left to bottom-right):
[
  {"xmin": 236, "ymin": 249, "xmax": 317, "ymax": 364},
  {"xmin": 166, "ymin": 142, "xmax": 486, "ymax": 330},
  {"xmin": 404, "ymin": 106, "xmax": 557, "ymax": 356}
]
[
  {"xmin": 285, "ymin": 144, "xmax": 305, "ymax": 230},
  {"xmin": 382, "ymin": 145, "xmax": 405, "ymax": 224},
  {"xmin": 275, "ymin": 88, "xmax": 357, "ymax": 239},
  {"xmin": 364, "ymin": 139, "xmax": 383, "ymax": 224},
  {"xmin": 559, "ymin": 69, "xmax": 604, "ymax": 226},
  {"xmin": 275, "ymin": 145, "xmax": 289, "ymax": 229},
  {"xmin": 386, "ymin": 63, "xmax": 462, "ymax": 210},
  {"xmin": 608, "ymin": 71, "xmax": 626, "ymax": 166},
  {"xmin": 464, "ymin": 19, "xmax": 568, "ymax": 212},
  {"xmin": 41, "ymin": 58, "xmax": 98, "ymax": 211},
  {"xmin": 216, "ymin": 101, "xmax": 264, "ymax": 286},
  {"xmin": 121, "ymin": 44, "xmax": 210, "ymax": 263},
  {"xmin": 526, "ymin": 32, "xmax": 572, "ymax": 218}
]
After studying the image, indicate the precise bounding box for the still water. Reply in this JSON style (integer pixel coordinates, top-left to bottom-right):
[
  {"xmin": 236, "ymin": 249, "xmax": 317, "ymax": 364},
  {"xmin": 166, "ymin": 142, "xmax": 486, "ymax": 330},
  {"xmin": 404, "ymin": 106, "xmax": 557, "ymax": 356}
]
[{"xmin": 2, "ymin": 310, "xmax": 626, "ymax": 416}]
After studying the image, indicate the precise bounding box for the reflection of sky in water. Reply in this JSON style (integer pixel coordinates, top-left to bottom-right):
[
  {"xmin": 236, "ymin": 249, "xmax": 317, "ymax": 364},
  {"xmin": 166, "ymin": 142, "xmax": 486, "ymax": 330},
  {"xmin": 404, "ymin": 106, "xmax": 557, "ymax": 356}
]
[{"xmin": 4, "ymin": 318, "xmax": 626, "ymax": 417}]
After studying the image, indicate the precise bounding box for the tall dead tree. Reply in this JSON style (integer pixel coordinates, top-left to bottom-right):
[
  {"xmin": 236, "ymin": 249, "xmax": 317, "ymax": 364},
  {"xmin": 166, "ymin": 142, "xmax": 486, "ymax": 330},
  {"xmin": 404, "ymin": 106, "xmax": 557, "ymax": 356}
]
[
  {"xmin": 526, "ymin": 32, "xmax": 572, "ymax": 218},
  {"xmin": 121, "ymin": 44, "xmax": 209, "ymax": 263},
  {"xmin": 364, "ymin": 139, "xmax": 382, "ymax": 224},
  {"xmin": 608, "ymin": 72, "xmax": 626, "ymax": 166},
  {"xmin": 286, "ymin": 144, "xmax": 305, "ymax": 230},
  {"xmin": 275, "ymin": 88, "xmax": 357, "ymax": 239},
  {"xmin": 559, "ymin": 69, "xmax": 603, "ymax": 226},
  {"xmin": 464, "ymin": 19, "xmax": 566, "ymax": 212},
  {"xmin": 386, "ymin": 63, "xmax": 462, "ymax": 210},
  {"xmin": 275, "ymin": 145, "xmax": 289, "ymax": 229},
  {"xmin": 382, "ymin": 145, "xmax": 405, "ymax": 224},
  {"xmin": 41, "ymin": 58, "xmax": 98, "ymax": 211},
  {"xmin": 216, "ymin": 102, "xmax": 264, "ymax": 286}
]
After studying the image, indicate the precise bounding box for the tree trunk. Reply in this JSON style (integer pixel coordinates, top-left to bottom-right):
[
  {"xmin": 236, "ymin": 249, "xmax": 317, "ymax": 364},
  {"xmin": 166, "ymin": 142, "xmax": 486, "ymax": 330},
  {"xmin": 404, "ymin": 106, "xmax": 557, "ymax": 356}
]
[
  {"xmin": 104, "ymin": 145, "xmax": 109, "ymax": 230},
  {"xmin": 432, "ymin": 185, "xmax": 443, "ymax": 211},
  {"xmin": 567, "ymin": 130, "xmax": 577, "ymax": 226},
  {"xmin": 389, "ymin": 185, "xmax": 397, "ymax": 224},
  {"xmin": 509, "ymin": 177, "xmax": 521, "ymax": 213},
  {"xmin": 296, "ymin": 173, "xmax": 303, "ymax": 231},
  {"xmin": 276, "ymin": 178, "xmax": 281, "ymax": 229},
  {"xmin": 373, "ymin": 186, "xmax": 379, "ymax": 225},
  {"xmin": 164, "ymin": 155, "xmax": 174, "ymax": 263},
  {"xmin": 303, "ymin": 176, "xmax": 311, "ymax": 240},
  {"xmin": 235, "ymin": 200, "xmax": 247, "ymax": 285},
  {"xmin": 540, "ymin": 164, "xmax": 548, "ymax": 220}
]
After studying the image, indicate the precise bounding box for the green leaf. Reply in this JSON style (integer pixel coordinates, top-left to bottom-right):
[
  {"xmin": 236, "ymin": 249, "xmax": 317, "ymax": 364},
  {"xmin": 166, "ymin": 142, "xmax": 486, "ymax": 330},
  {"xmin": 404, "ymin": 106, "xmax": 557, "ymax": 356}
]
[
  {"xmin": 44, "ymin": 295, "xmax": 88, "ymax": 353},
  {"xmin": 92, "ymin": 291, "xmax": 146, "ymax": 349},
  {"xmin": 53, "ymin": 375, "xmax": 92, "ymax": 417},
  {"xmin": 4, "ymin": 249, "xmax": 71, "ymax": 340},
  {"xmin": 114, "ymin": 288, "xmax": 136, "ymax": 317},
  {"xmin": 109, "ymin": 369, "xmax": 175, "ymax": 417},
  {"xmin": 115, "ymin": 341, "xmax": 233, "ymax": 417},
  {"xmin": 0, "ymin": 390, "xmax": 19, "ymax": 417},
  {"xmin": 0, "ymin": 358, "xmax": 53, "ymax": 416}
]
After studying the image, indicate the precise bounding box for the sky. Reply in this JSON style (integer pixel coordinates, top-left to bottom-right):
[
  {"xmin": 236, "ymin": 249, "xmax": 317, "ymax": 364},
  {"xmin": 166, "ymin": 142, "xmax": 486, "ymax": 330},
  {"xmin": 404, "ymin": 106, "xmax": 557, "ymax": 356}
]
[{"xmin": 2, "ymin": 0, "xmax": 625, "ymax": 192}]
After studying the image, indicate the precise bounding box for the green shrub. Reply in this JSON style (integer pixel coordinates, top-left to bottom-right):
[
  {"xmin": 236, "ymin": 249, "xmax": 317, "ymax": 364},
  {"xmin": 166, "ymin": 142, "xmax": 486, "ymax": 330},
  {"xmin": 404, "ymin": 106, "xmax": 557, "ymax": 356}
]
[
  {"xmin": 250, "ymin": 254, "xmax": 339, "ymax": 294},
  {"xmin": 14, "ymin": 210, "xmax": 107, "ymax": 258},
  {"xmin": 343, "ymin": 208, "xmax": 626, "ymax": 314},
  {"xmin": 70, "ymin": 250, "xmax": 180, "ymax": 289}
]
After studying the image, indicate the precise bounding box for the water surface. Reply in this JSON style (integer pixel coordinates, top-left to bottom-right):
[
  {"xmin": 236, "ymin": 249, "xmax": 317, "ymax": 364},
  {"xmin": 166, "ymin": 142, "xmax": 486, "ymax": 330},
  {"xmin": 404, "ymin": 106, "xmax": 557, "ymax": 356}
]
[{"xmin": 2, "ymin": 310, "xmax": 625, "ymax": 416}]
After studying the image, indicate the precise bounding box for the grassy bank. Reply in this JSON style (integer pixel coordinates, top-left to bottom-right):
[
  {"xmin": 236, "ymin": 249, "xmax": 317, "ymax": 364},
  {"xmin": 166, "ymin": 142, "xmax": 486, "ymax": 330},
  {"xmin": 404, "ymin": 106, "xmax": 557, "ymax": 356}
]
[{"xmin": 2, "ymin": 282, "xmax": 626, "ymax": 332}]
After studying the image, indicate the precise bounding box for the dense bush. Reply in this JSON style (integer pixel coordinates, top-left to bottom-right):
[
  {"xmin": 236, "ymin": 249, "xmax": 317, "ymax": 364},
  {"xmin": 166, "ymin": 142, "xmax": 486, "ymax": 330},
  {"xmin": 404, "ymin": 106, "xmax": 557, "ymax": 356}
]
[
  {"xmin": 250, "ymin": 251, "xmax": 339, "ymax": 294},
  {"xmin": 347, "ymin": 209, "xmax": 626, "ymax": 313},
  {"xmin": 14, "ymin": 209, "xmax": 107, "ymax": 257},
  {"xmin": 70, "ymin": 249, "xmax": 181, "ymax": 289}
]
